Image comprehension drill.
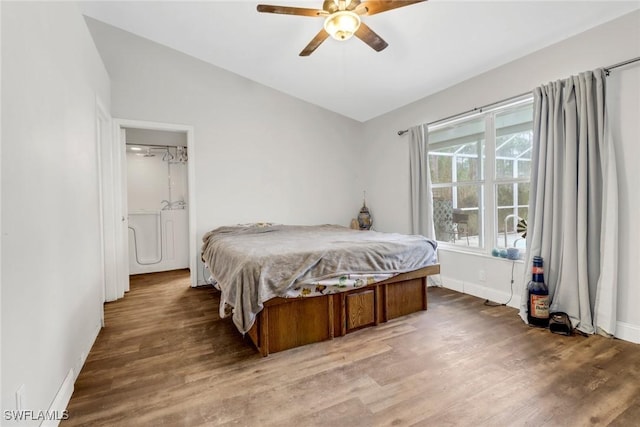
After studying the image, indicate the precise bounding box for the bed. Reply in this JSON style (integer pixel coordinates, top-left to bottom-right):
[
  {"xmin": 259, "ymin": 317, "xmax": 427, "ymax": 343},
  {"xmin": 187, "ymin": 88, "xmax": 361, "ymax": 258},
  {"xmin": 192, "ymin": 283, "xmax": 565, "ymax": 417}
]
[{"xmin": 201, "ymin": 223, "xmax": 440, "ymax": 356}]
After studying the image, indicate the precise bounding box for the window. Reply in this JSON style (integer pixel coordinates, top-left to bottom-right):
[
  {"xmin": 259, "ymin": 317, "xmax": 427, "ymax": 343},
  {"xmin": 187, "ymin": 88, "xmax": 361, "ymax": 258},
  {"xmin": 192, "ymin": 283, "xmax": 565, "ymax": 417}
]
[
  {"xmin": 494, "ymin": 104, "xmax": 532, "ymax": 249},
  {"xmin": 428, "ymin": 100, "xmax": 533, "ymax": 252}
]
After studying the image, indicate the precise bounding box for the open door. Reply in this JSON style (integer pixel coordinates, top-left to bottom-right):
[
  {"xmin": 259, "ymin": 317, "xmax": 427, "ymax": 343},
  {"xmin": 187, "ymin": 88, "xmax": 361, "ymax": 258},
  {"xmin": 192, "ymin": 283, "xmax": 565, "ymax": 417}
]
[
  {"xmin": 118, "ymin": 128, "xmax": 130, "ymax": 293},
  {"xmin": 97, "ymin": 105, "xmax": 128, "ymax": 303}
]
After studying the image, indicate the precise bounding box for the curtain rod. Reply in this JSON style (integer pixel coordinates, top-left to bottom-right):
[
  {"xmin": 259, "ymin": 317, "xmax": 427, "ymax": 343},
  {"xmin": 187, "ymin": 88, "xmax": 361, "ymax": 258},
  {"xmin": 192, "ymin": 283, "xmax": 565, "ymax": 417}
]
[
  {"xmin": 604, "ymin": 56, "xmax": 640, "ymax": 75},
  {"xmin": 397, "ymin": 91, "xmax": 530, "ymax": 136},
  {"xmin": 397, "ymin": 56, "xmax": 640, "ymax": 136}
]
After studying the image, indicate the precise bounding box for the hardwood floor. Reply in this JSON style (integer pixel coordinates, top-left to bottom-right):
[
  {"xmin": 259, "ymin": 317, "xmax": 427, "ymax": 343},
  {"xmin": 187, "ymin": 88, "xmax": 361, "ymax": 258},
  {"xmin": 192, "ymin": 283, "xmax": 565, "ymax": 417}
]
[{"xmin": 63, "ymin": 269, "xmax": 640, "ymax": 426}]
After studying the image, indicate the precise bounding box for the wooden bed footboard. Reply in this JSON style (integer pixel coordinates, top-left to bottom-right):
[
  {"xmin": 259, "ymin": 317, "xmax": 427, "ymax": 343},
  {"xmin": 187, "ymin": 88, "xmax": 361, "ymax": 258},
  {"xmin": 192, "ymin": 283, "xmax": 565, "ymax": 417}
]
[{"xmin": 246, "ymin": 264, "xmax": 440, "ymax": 356}]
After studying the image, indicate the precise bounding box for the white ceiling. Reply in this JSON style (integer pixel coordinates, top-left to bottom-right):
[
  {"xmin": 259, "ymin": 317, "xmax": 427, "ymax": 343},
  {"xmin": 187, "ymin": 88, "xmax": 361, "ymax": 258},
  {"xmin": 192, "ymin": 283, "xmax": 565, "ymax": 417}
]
[{"xmin": 79, "ymin": 1, "xmax": 640, "ymax": 122}]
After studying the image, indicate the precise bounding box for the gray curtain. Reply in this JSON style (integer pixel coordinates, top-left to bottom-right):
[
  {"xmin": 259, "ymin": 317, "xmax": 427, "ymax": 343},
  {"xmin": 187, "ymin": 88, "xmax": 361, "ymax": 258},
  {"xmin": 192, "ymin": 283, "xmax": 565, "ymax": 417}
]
[
  {"xmin": 408, "ymin": 125, "xmax": 435, "ymax": 239},
  {"xmin": 520, "ymin": 69, "xmax": 618, "ymax": 335},
  {"xmin": 409, "ymin": 124, "xmax": 440, "ymax": 286}
]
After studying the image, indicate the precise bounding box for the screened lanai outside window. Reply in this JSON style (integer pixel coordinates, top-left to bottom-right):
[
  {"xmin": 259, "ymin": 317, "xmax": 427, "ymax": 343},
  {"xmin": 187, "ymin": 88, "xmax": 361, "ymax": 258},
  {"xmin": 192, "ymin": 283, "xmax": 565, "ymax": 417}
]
[
  {"xmin": 429, "ymin": 116, "xmax": 485, "ymax": 248},
  {"xmin": 428, "ymin": 99, "xmax": 533, "ymax": 252},
  {"xmin": 495, "ymin": 103, "xmax": 533, "ymax": 249}
]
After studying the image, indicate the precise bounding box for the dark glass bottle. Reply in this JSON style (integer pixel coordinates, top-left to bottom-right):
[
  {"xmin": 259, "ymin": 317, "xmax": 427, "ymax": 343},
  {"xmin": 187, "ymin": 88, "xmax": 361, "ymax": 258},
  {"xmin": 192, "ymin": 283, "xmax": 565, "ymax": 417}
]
[{"xmin": 527, "ymin": 256, "xmax": 550, "ymax": 327}]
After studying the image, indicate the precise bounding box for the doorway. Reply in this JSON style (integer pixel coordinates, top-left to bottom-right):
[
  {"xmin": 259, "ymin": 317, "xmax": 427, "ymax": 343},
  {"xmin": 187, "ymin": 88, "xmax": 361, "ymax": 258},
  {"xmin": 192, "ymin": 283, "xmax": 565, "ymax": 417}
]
[
  {"xmin": 106, "ymin": 119, "xmax": 197, "ymax": 299},
  {"xmin": 125, "ymin": 129, "xmax": 190, "ymax": 275}
]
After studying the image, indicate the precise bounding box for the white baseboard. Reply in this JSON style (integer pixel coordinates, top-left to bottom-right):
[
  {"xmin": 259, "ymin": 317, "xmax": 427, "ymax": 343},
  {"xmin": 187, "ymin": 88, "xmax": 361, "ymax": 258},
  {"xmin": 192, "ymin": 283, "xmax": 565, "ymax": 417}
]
[
  {"xmin": 615, "ymin": 321, "xmax": 640, "ymax": 344},
  {"xmin": 76, "ymin": 322, "xmax": 101, "ymax": 380},
  {"xmin": 41, "ymin": 369, "xmax": 74, "ymax": 427},
  {"xmin": 442, "ymin": 276, "xmax": 640, "ymax": 344},
  {"xmin": 440, "ymin": 276, "xmax": 464, "ymax": 293},
  {"xmin": 43, "ymin": 322, "xmax": 101, "ymax": 427},
  {"xmin": 440, "ymin": 276, "xmax": 521, "ymax": 309}
]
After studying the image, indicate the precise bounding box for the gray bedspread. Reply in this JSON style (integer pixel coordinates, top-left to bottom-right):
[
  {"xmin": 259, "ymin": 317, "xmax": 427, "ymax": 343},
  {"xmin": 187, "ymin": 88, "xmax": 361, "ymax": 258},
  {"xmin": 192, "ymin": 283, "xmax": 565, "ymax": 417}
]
[{"xmin": 201, "ymin": 224, "xmax": 438, "ymax": 333}]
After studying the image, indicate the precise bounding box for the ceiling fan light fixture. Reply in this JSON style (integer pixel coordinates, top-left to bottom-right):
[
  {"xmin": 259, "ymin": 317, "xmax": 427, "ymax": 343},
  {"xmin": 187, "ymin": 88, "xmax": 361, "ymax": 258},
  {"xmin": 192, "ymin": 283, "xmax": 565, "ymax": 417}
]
[{"xmin": 323, "ymin": 11, "xmax": 360, "ymax": 41}]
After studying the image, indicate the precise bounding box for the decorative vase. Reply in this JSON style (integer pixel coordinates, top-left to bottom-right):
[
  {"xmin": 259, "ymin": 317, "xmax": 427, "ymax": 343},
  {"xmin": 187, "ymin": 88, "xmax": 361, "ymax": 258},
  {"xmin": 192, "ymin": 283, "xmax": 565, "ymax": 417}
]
[{"xmin": 357, "ymin": 201, "xmax": 372, "ymax": 230}]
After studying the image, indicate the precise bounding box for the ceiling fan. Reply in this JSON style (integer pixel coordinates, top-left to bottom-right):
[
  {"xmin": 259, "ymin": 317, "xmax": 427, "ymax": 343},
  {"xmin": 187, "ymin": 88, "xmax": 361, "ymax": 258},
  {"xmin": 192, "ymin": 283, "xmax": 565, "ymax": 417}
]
[{"xmin": 256, "ymin": 0, "xmax": 426, "ymax": 56}]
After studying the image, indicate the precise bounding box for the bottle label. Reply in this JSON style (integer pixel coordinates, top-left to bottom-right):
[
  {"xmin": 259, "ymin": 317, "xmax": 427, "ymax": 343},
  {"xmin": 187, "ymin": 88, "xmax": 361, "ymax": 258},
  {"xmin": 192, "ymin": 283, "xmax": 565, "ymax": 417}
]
[
  {"xmin": 532, "ymin": 267, "xmax": 543, "ymax": 274},
  {"xmin": 530, "ymin": 294, "xmax": 549, "ymax": 319}
]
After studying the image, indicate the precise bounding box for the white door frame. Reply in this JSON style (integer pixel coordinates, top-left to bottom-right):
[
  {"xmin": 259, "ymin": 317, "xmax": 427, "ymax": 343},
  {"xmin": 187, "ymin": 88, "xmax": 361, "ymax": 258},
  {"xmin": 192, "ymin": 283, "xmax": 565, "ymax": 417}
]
[
  {"xmin": 118, "ymin": 127, "xmax": 130, "ymax": 294},
  {"xmin": 108, "ymin": 119, "xmax": 198, "ymax": 295},
  {"xmin": 95, "ymin": 97, "xmax": 116, "ymax": 314}
]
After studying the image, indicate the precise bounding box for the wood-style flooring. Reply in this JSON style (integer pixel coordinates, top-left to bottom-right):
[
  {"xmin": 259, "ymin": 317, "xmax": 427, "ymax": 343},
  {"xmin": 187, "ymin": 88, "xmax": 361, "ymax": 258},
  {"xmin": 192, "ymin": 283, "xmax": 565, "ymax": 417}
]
[{"xmin": 63, "ymin": 269, "xmax": 640, "ymax": 426}]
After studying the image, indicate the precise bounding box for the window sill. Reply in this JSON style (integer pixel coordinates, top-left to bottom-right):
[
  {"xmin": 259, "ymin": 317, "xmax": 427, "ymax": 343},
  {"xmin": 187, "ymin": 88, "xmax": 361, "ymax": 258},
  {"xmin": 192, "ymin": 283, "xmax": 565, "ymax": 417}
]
[{"xmin": 437, "ymin": 244, "xmax": 525, "ymax": 263}]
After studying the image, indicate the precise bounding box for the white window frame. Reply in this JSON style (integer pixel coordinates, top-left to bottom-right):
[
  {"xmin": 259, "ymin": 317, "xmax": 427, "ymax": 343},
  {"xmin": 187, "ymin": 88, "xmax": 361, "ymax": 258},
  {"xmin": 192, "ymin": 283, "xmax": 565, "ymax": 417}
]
[{"xmin": 428, "ymin": 96, "xmax": 533, "ymax": 255}]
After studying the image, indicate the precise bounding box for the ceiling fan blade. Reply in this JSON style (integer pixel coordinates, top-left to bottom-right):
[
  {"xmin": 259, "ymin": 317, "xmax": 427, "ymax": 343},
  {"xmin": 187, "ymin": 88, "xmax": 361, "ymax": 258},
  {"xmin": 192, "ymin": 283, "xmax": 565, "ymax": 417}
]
[
  {"xmin": 299, "ymin": 29, "xmax": 330, "ymax": 56},
  {"xmin": 346, "ymin": 0, "xmax": 362, "ymax": 10},
  {"xmin": 359, "ymin": 0, "xmax": 426, "ymax": 16},
  {"xmin": 354, "ymin": 22, "xmax": 388, "ymax": 52},
  {"xmin": 257, "ymin": 4, "xmax": 328, "ymax": 17}
]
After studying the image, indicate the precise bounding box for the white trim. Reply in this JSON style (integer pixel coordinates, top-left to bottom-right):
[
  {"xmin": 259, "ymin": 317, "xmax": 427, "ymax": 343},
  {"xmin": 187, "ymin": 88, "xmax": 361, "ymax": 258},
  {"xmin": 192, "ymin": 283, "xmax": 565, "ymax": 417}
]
[
  {"xmin": 429, "ymin": 100, "xmax": 534, "ymax": 256},
  {"xmin": 440, "ymin": 276, "xmax": 464, "ymax": 293},
  {"xmin": 440, "ymin": 275, "xmax": 521, "ymax": 309},
  {"xmin": 438, "ymin": 244, "xmax": 526, "ymax": 262},
  {"xmin": 43, "ymin": 321, "xmax": 101, "ymax": 426},
  {"xmin": 95, "ymin": 96, "xmax": 112, "ymax": 319},
  {"xmin": 78, "ymin": 322, "xmax": 101, "ymax": 381},
  {"xmin": 113, "ymin": 119, "xmax": 197, "ymax": 288},
  {"xmin": 463, "ymin": 280, "xmax": 520, "ymax": 309},
  {"xmin": 615, "ymin": 321, "xmax": 640, "ymax": 344},
  {"xmin": 118, "ymin": 128, "xmax": 130, "ymax": 293},
  {"xmin": 97, "ymin": 107, "xmax": 126, "ymax": 302},
  {"xmin": 484, "ymin": 113, "xmax": 496, "ymax": 251},
  {"xmin": 442, "ymin": 274, "xmax": 640, "ymax": 344},
  {"xmin": 42, "ymin": 369, "xmax": 75, "ymax": 427}
]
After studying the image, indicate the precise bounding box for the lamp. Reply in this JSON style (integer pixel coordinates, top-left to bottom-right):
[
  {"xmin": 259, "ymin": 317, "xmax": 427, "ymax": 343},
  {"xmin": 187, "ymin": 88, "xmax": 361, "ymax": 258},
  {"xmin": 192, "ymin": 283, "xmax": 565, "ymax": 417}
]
[{"xmin": 323, "ymin": 11, "xmax": 361, "ymax": 41}]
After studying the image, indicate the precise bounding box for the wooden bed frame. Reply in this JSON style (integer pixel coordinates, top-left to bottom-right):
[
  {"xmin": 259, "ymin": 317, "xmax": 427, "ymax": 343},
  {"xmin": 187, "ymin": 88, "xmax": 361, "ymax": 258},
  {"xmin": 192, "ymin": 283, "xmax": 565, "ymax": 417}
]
[{"xmin": 246, "ymin": 264, "xmax": 440, "ymax": 356}]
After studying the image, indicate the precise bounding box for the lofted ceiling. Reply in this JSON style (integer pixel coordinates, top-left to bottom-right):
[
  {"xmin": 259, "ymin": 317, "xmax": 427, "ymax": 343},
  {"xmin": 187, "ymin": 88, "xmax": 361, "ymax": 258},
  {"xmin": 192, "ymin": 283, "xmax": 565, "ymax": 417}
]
[{"xmin": 79, "ymin": 1, "xmax": 640, "ymax": 122}]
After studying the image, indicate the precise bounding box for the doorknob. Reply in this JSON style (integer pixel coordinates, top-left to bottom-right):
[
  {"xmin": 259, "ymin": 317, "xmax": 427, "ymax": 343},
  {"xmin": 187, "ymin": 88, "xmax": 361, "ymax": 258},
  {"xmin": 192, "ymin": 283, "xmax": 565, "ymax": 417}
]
[{"xmin": 122, "ymin": 216, "xmax": 126, "ymax": 222}]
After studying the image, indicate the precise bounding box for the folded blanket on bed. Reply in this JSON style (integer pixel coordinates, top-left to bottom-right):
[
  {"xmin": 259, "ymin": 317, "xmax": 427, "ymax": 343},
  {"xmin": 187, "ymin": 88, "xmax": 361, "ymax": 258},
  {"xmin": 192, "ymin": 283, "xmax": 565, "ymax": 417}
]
[{"xmin": 201, "ymin": 224, "xmax": 438, "ymax": 333}]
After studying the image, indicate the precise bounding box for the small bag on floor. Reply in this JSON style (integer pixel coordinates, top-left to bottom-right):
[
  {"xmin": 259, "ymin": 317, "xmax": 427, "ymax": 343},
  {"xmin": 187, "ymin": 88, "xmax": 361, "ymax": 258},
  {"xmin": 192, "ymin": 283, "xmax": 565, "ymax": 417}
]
[{"xmin": 549, "ymin": 312, "xmax": 572, "ymax": 335}]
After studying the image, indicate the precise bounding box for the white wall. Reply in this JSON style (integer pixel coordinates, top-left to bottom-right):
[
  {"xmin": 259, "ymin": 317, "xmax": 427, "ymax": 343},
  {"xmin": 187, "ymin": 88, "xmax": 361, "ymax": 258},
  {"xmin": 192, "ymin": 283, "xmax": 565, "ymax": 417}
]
[
  {"xmin": 1, "ymin": 2, "xmax": 111, "ymax": 424},
  {"xmin": 362, "ymin": 11, "xmax": 640, "ymax": 342},
  {"xmin": 607, "ymin": 55, "xmax": 640, "ymax": 343},
  {"xmin": 0, "ymin": 0, "xmax": 4, "ymax": 413},
  {"xmin": 84, "ymin": 18, "xmax": 365, "ymax": 284}
]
